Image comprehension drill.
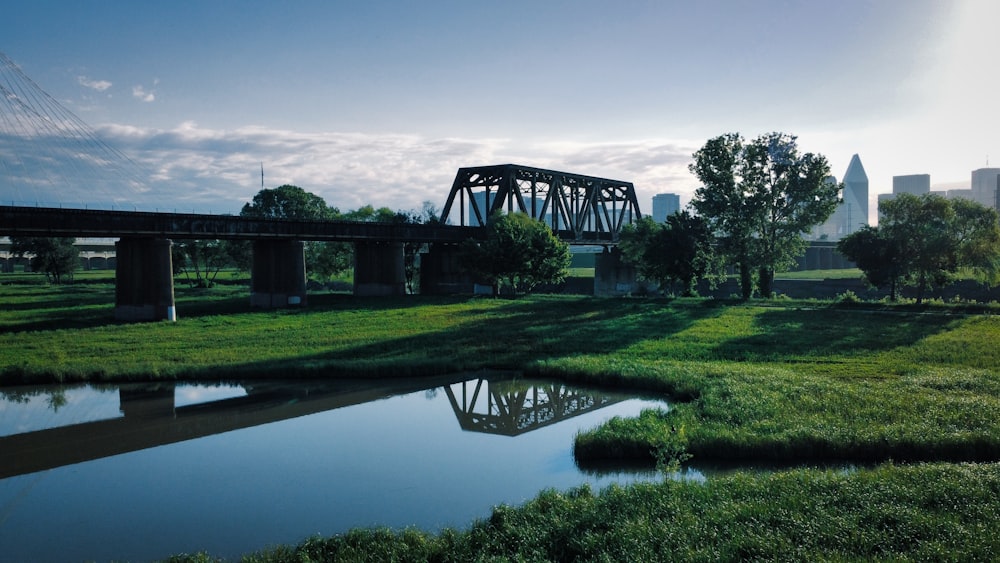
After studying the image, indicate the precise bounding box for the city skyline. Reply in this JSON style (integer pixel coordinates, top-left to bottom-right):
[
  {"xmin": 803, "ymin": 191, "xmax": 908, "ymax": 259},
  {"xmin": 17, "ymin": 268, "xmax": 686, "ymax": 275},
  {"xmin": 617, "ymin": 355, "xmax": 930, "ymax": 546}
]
[{"xmin": 1, "ymin": 1, "xmax": 997, "ymax": 224}]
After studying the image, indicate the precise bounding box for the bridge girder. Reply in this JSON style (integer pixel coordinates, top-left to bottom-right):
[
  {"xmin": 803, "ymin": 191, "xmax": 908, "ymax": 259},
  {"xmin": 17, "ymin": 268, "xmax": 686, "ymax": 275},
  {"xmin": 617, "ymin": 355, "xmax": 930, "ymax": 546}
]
[
  {"xmin": 0, "ymin": 205, "xmax": 479, "ymax": 243},
  {"xmin": 440, "ymin": 164, "xmax": 642, "ymax": 243}
]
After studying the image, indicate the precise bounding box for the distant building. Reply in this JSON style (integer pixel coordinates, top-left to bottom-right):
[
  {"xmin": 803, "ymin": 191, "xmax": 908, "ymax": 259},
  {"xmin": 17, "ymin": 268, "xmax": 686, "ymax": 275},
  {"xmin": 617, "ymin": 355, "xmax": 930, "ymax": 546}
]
[
  {"xmin": 892, "ymin": 174, "xmax": 931, "ymax": 196},
  {"xmin": 810, "ymin": 154, "xmax": 868, "ymax": 240},
  {"xmin": 947, "ymin": 188, "xmax": 974, "ymax": 200},
  {"xmin": 971, "ymin": 168, "xmax": 1000, "ymax": 211},
  {"xmin": 468, "ymin": 191, "xmax": 489, "ymax": 226},
  {"xmin": 651, "ymin": 193, "xmax": 680, "ymax": 223}
]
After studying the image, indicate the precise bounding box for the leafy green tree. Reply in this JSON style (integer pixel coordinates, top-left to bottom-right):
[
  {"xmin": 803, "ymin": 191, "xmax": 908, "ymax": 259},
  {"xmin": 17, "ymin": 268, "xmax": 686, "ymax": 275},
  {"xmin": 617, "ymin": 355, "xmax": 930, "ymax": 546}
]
[
  {"xmin": 836, "ymin": 226, "xmax": 905, "ymax": 301},
  {"xmin": 173, "ymin": 240, "xmax": 229, "ymax": 287},
  {"xmin": 880, "ymin": 193, "xmax": 956, "ymax": 303},
  {"xmin": 840, "ymin": 193, "xmax": 1000, "ymax": 303},
  {"xmin": 951, "ymin": 197, "xmax": 1000, "ymax": 286},
  {"xmin": 458, "ymin": 212, "xmax": 571, "ymax": 295},
  {"xmin": 240, "ymin": 185, "xmax": 353, "ymax": 282},
  {"xmin": 619, "ymin": 212, "xmax": 723, "ymax": 296},
  {"xmin": 690, "ymin": 132, "xmax": 840, "ymax": 298},
  {"xmin": 241, "ymin": 184, "xmax": 334, "ymax": 220},
  {"xmin": 9, "ymin": 237, "xmax": 79, "ymax": 283},
  {"xmin": 344, "ymin": 204, "xmax": 405, "ymax": 223}
]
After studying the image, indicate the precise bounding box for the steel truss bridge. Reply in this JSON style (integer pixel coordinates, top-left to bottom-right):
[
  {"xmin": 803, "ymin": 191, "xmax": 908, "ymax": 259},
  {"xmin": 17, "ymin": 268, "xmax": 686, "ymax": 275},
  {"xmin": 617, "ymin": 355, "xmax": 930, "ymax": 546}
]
[{"xmin": 440, "ymin": 164, "xmax": 642, "ymax": 243}]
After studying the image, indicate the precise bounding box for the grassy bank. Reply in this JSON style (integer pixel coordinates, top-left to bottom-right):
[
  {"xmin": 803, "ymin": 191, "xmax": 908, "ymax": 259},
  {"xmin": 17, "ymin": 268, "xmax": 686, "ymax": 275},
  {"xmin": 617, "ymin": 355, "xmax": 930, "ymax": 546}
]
[{"xmin": 167, "ymin": 462, "xmax": 1000, "ymax": 562}]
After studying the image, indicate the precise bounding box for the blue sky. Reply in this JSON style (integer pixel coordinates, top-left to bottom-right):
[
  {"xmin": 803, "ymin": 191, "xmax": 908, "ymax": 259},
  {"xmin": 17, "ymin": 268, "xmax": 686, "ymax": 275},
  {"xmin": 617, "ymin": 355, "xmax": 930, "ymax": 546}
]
[{"xmin": 2, "ymin": 0, "xmax": 997, "ymax": 221}]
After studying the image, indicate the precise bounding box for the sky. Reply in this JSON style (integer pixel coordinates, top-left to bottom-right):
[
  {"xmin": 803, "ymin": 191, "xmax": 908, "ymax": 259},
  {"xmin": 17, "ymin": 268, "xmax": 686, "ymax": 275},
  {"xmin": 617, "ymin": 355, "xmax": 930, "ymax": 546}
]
[{"xmin": 1, "ymin": 0, "xmax": 998, "ymax": 223}]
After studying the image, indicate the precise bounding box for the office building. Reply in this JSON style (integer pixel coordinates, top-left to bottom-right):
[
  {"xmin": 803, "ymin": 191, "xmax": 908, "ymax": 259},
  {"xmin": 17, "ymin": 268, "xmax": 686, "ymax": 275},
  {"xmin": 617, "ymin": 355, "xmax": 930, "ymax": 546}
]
[
  {"xmin": 811, "ymin": 154, "xmax": 868, "ymax": 239},
  {"xmin": 971, "ymin": 168, "xmax": 1000, "ymax": 210},
  {"xmin": 651, "ymin": 193, "xmax": 681, "ymax": 223},
  {"xmin": 892, "ymin": 174, "xmax": 931, "ymax": 196}
]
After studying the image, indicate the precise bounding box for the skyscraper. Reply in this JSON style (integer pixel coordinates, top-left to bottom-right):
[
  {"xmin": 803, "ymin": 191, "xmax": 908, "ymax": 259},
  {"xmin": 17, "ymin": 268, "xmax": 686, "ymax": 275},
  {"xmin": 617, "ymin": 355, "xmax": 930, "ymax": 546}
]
[
  {"xmin": 651, "ymin": 193, "xmax": 680, "ymax": 223},
  {"xmin": 811, "ymin": 154, "xmax": 868, "ymax": 240},
  {"xmin": 971, "ymin": 168, "xmax": 1000, "ymax": 210},
  {"xmin": 892, "ymin": 174, "xmax": 931, "ymax": 195}
]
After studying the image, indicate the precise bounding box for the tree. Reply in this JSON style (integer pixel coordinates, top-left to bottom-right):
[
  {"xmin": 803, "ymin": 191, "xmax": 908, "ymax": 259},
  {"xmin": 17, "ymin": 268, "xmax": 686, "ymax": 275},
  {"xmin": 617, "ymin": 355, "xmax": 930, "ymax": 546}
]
[
  {"xmin": 241, "ymin": 184, "xmax": 334, "ymax": 220},
  {"xmin": 344, "ymin": 204, "xmax": 404, "ymax": 223},
  {"xmin": 399, "ymin": 201, "xmax": 443, "ymax": 294},
  {"xmin": 690, "ymin": 132, "xmax": 840, "ymax": 299},
  {"xmin": 9, "ymin": 237, "xmax": 79, "ymax": 283},
  {"xmin": 240, "ymin": 185, "xmax": 353, "ymax": 282},
  {"xmin": 458, "ymin": 212, "xmax": 571, "ymax": 295},
  {"xmin": 840, "ymin": 193, "xmax": 1000, "ymax": 303},
  {"xmin": 836, "ymin": 226, "xmax": 905, "ymax": 301},
  {"xmin": 618, "ymin": 212, "xmax": 723, "ymax": 296},
  {"xmin": 880, "ymin": 193, "xmax": 956, "ymax": 303},
  {"xmin": 951, "ymin": 197, "xmax": 1000, "ymax": 286},
  {"xmin": 173, "ymin": 240, "xmax": 229, "ymax": 287}
]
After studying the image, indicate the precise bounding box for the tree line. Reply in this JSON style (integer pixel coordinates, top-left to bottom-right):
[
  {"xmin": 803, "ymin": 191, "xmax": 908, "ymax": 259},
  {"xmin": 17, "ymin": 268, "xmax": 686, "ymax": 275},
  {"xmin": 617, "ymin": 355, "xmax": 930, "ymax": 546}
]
[{"xmin": 619, "ymin": 132, "xmax": 1000, "ymax": 303}]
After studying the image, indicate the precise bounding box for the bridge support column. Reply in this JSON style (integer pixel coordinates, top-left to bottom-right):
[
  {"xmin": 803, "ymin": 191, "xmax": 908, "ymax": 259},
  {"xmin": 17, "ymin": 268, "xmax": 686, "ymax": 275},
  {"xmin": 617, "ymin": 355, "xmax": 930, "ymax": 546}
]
[
  {"xmin": 115, "ymin": 238, "xmax": 176, "ymax": 321},
  {"xmin": 354, "ymin": 241, "xmax": 405, "ymax": 296},
  {"xmin": 251, "ymin": 240, "xmax": 307, "ymax": 308},
  {"xmin": 594, "ymin": 247, "xmax": 638, "ymax": 296},
  {"xmin": 419, "ymin": 243, "xmax": 475, "ymax": 295}
]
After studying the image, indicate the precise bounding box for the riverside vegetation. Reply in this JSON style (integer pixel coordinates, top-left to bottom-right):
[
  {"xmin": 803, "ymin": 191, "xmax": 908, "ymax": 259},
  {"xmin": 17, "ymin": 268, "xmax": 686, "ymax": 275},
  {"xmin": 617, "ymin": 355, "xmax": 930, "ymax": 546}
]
[{"xmin": 2, "ymin": 274, "xmax": 999, "ymax": 561}]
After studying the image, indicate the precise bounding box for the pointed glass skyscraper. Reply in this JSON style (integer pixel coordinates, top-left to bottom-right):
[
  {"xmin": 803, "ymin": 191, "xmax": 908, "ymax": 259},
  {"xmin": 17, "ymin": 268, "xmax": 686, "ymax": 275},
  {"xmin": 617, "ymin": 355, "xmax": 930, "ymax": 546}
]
[{"xmin": 810, "ymin": 154, "xmax": 869, "ymax": 240}]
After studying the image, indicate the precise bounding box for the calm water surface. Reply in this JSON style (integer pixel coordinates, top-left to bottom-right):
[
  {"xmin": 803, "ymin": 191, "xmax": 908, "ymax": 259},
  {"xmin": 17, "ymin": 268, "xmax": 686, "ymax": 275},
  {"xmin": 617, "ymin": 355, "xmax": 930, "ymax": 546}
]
[{"xmin": 0, "ymin": 375, "xmax": 669, "ymax": 562}]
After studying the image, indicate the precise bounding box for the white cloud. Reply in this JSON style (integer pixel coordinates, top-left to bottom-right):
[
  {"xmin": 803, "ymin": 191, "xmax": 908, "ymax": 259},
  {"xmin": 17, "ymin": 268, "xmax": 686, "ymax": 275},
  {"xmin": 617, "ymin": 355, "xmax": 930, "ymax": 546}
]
[
  {"xmin": 132, "ymin": 84, "xmax": 155, "ymax": 102},
  {"xmin": 77, "ymin": 75, "xmax": 111, "ymax": 91},
  {"xmin": 80, "ymin": 122, "xmax": 700, "ymax": 215}
]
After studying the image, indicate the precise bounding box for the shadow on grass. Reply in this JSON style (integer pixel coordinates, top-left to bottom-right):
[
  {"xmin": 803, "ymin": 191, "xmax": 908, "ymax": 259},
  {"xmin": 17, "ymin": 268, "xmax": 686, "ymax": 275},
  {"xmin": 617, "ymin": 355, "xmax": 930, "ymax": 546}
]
[
  {"xmin": 714, "ymin": 306, "xmax": 960, "ymax": 361},
  {"xmin": 196, "ymin": 297, "xmax": 730, "ymax": 380}
]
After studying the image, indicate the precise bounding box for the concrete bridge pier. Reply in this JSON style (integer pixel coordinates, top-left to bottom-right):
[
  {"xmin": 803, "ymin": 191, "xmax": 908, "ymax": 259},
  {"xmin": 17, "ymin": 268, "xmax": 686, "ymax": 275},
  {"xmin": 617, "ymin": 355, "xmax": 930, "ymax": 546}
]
[
  {"xmin": 251, "ymin": 239, "xmax": 307, "ymax": 308},
  {"xmin": 419, "ymin": 243, "xmax": 475, "ymax": 295},
  {"xmin": 115, "ymin": 238, "xmax": 176, "ymax": 321},
  {"xmin": 354, "ymin": 241, "xmax": 405, "ymax": 296},
  {"xmin": 594, "ymin": 247, "xmax": 638, "ymax": 296}
]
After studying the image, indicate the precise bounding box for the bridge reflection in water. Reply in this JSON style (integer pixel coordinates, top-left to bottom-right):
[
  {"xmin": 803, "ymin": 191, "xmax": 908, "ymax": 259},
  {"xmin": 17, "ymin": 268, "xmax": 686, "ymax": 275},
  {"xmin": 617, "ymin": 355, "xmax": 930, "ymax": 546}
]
[
  {"xmin": 446, "ymin": 377, "xmax": 624, "ymax": 436},
  {"xmin": 0, "ymin": 375, "xmax": 631, "ymax": 479}
]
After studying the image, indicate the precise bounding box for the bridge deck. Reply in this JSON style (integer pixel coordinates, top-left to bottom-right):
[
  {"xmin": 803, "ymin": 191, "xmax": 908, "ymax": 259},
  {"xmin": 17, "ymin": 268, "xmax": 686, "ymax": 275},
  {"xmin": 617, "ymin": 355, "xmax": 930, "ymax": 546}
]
[
  {"xmin": 1, "ymin": 205, "xmax": 625, "ymax": 243},
  {"xmin": 0, "ymin": 206, "xmax": 480, "ymax": 243}
]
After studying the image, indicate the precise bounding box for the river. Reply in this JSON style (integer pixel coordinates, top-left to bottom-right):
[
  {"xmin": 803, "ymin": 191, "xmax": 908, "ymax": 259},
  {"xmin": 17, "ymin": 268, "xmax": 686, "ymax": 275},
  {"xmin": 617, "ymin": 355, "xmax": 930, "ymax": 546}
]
[{"xmin": 0, "ymin": 374, "xmax": 670, "ymax": 561}]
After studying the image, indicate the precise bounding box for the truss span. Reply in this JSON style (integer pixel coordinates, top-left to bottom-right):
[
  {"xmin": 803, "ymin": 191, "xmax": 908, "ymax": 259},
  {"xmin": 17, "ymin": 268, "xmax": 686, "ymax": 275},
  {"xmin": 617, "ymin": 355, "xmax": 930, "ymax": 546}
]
[{"xmin": 439, "ymin": 164, "xmax": 642, "ymax": 243}]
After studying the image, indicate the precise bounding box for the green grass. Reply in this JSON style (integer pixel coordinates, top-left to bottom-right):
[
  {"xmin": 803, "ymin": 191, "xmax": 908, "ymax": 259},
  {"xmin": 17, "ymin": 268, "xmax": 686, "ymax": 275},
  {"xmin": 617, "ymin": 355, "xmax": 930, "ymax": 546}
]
[{"xmin": 167, "ymin": 462, "xmax": 1000, "ymax": 562}]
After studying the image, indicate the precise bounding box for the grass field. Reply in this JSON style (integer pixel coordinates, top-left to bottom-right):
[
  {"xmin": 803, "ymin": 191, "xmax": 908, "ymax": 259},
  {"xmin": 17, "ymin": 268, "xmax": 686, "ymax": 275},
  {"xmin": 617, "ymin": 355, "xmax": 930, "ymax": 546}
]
[{"xmin": 3, "ymin": 277, "xmax": 999, "ymax": 561}]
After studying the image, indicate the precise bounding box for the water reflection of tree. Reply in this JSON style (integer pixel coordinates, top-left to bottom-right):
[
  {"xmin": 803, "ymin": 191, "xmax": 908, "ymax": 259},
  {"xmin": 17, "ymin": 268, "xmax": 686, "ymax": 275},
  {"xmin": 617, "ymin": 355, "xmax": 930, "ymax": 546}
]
[
  {"xmin": 0, "ymin": 387, "xmax": 69, "ymax": 411},
  {"xmin": 46, "ymin": 390, "xmax": 67, "ymax": 412}
]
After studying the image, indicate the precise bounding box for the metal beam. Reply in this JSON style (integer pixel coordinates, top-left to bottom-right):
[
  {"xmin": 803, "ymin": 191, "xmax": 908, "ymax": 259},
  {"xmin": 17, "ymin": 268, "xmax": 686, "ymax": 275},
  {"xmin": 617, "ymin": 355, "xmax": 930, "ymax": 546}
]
[{"xmin": 439, "ymin": 164, "xmax": 642, "ymax": 243}]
